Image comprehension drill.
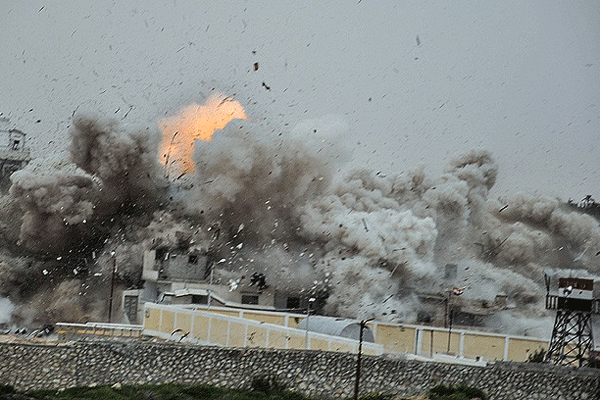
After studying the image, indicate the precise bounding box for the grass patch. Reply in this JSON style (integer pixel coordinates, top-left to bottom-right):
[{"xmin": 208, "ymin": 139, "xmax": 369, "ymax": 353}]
[
  {"xmin": 23, "ymin": 381, "xmax": 314, "ymax": 400},
  {"xmin": 0, "ymin": 381, "xmax": 487, "ymax": 400}
]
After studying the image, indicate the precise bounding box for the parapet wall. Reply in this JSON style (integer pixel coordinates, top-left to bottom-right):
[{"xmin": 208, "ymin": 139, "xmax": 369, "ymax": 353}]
[{"xmin": 0, "ymin": 340, "xmax": 597, "ymax": 400}]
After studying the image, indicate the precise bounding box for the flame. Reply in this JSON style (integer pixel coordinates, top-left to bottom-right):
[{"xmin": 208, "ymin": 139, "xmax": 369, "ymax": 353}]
[{"xmin": 159, "ymin": 94, "xmax": 247, "ymax": 176}]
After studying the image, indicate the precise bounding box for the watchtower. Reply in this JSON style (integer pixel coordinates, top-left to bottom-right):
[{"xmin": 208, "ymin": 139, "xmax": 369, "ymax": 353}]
[
  {"xmin": 545, "ymin": 276, "xmax": 600, "ymax": 367},
  {"xmin": 0, "ymin": 127, "xmax": 30, "ymax": 191}
]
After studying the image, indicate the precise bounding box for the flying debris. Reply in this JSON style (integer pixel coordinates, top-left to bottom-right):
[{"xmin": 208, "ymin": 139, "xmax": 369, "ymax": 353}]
[
  {"xmin": 0, "ymin": 101, "xmax": 598, "ymax": 338},
  {"xmin": 249, "ymin": 272, "xmax": 267, "ymax": 292},
  {"xmin": 451, "ymin": 287, "xmax": 464, "ymax": 296},
  {"xmin": 170, "ymin": 328, "xmax": 190, "ymax": 341},
  {"xmin": 361, "ymin": 218, "xmax": 369, "ymax": 232},
  {"xmin": 228, "ymin": 275, "xmax": 245, "ymax": 291}
]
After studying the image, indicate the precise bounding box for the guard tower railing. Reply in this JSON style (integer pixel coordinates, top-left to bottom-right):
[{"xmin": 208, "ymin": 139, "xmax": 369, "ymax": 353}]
[{"xmin": 545, "ymin": 294, "xmax": 600, "ymax": 314}]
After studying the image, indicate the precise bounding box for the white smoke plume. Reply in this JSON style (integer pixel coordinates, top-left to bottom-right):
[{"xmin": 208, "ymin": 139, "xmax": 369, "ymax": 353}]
[
  {"xmin": 0, "ymin": 110, "xmax": 598, "ymax": 338},
  {"xmin": 0, "ymin": 298, "xmax": 15, "ymax": 325}
]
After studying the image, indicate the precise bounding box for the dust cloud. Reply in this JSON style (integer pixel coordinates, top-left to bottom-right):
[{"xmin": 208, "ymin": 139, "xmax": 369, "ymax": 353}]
[{"xmin": 0, "ymin": 108, "xmax": 598, "ymax": 338}]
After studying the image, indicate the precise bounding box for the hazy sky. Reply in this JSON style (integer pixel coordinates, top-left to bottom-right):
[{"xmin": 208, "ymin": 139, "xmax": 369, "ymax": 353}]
[{"xmin": 1, "ymin": 1, "xmax": 599, "ymax": 201}]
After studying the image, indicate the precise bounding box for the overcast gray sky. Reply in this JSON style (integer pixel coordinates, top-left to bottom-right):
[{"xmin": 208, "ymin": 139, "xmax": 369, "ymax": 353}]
[{"xmin": 1, "ymin": 1, "xmax": 599, "ymax": 201}]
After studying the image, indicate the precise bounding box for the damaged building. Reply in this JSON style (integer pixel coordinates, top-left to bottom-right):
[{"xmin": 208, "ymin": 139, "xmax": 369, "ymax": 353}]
[
  {"xmin": 414, "ymin": 264, "xmax": 512, "ymax": 328},
  {"xmin": 122, "ymin": 243, "xmax": 320, "ymax": 324},
  {"xmin": 0, "ymin": 124, "xmax": 31, "ymax": 192}
]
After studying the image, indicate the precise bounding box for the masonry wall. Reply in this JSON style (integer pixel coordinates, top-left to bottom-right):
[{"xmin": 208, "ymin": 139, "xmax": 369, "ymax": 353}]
[{"xmin": 0, "ymin": 340, "xmax": 597, "ymax": 400}]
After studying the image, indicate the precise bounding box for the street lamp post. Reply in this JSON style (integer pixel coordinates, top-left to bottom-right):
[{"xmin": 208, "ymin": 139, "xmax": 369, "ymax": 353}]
[
  {"xmin": 353, "ymin": 317, "xmax": 375, "ymax": 400},
  {"xmin": 446, "ymin": 287, "xmax": 463, "ymax": 354}
]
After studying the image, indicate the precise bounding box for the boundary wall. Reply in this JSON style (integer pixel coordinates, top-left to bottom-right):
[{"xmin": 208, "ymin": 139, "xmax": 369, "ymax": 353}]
[
  {"xmin": 56, "ymin": 322, "xmax": 143, "ymax": 339},
  {"xmin": 144, "ymin": 303, "xmax": 548, "ymax": 362},
  {"xmin": 0, "ymin": 340, "xmax": 597, "ymax": 400},
  {"xmin": 143, "ymin": 303, "xmax": 383, "ymax": 355}
]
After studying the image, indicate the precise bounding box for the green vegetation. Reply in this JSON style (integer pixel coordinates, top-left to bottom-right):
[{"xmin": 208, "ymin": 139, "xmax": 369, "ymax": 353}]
[
  {"xmin": 0, "ymin": 379, "xmax": 487, "ymax": 400},
  {"xmin": 428, "ymin": 383, "xmax": 487, "ymax": 400},
  {"xmin": 526, "ymin": 347, "xmax": 546, "ymax": 363},
  {"xmin": 20, "ymin": 380, "xmax": 314, "ymax": 400},
  {"xmin": 356, "ymin": 393, "xmax": 399, "ymax": 400}
]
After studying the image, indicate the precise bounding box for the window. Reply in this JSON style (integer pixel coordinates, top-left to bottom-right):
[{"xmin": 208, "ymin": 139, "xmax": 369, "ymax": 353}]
[
  {"xmin": 241, "ymin": 294, "xmax": 259, "ymax": 305},
  {"xmin": 417, "ymin": 311, "xmax": 433, "ymax": 324},
  {"xmin": 123, "ymin": 295, "xmax": 138, "ymax": 324},
  {"xmin": 191, "ymin": 295, "xmax": 208, "ymax": 304},
  {"xmin": 286, "ymin": 296, "xmax": 300, "ymax": 309},
  {"xmin": 155, "ymin": 248, "xmax": 167, "ymax": 260}
]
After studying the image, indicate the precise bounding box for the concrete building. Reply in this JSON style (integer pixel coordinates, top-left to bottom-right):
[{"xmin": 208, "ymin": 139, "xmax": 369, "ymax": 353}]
[
  {"xmin": 0, "ymin": 125, "xmax": 31, "ymax": 192},
  {"xmin": 122, "ymin": 246, "xmax": 317, "ymax": 324}
]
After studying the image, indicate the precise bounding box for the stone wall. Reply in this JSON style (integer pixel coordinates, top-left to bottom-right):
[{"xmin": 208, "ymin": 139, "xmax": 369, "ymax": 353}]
[{"xmin": 0, "ymin": 340, "xmax": 598, "ymax": 399}]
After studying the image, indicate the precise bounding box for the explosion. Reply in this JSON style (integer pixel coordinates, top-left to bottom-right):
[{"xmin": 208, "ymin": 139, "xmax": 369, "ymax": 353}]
[
  {"xmin": 158, "ymin": 94, "xmax": 247, "ymax": 177},
  {"xmin": 0, "ymin": 96, "xmax": 598, "ymax": 338}
]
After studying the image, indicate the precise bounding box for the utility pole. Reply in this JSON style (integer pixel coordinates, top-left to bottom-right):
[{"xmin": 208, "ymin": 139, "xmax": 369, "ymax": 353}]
[
  {"xmin": 304, "ymin": 298, "xmax": 316, "ymax": 350},
  {"xmin": 447, "ymin": 309, "xmax": 454, "ymax": 353},
  {"xmin": 353, "ymin": 318, "xmax": 374, "ymax": 400},
  {"xmin": 207, "ymin": 265, "xmax": 214, "ymax": 311},
  {"xmin": 108, "ymin": 251, "xmax": 117, "ymax": 323}
]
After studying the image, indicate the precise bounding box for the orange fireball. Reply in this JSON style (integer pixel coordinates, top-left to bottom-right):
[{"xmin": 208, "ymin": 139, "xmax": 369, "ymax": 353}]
[{"xmin": 159, "ymin": 94, "xmax": 246, "ymax": 176}]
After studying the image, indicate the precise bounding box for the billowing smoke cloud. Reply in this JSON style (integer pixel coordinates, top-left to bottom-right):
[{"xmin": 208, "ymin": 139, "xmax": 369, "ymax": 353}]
[
  {"xmin": 0, "ymin": 109, "xmax": 598, "ymax": 338},
  {"xmin": 0, "ymin": 115, "xmax": 168, "ymax": 324},
  {"xmin": 0, "ymin": 298, "xmax": 15, "ymax": 324},
  {"xmin": 10, "ymin": 158, "xmax": 100, "ymax": 253},
  {"xmin": 69, "ymin": 115, "xmax": 167, "ymax": 213}
]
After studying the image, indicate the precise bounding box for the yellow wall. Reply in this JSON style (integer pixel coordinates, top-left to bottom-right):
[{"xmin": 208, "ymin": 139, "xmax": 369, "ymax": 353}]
[
  {"xmin": 209, "ymin": 318, "xmax": 229, "ymax": 345},
  {"xmin": 144, "ymin": 304, "xmax": 382, "ymax": 354},
  {"xmin": 145, "ymin": 308, "xmax": 161, "ymax": 331},
  {"xmin": 161, "ymin": 310, "xmax": 175, "ymax": 333},
  {"xmin": 211, "ymin": 309, "xmax": 241, "ymax": 319},
  {"xmin": 175, "ymin": 313, "xmax": 192, "ymax": 334},
  {"xmin": 247, "ymin": 326, "xmax": 268, "ymax": 347},
  {"xmin": 267, "ymin": 329, "xmax": 289, "ymax": 349},
  {"xmin": 373, "ymin": 324, "xmax": 416, "ymax": 354},
  {"xmin": 228, "ymin": 321, "xmax": 247, "ymax": 347},
  {"xmin": 143, "ymin": 304, "xmax": 551, "ymax": 363},
  {"xmin": 507, "ymin": 337, "xmax": 547, "ymax": 362},
  {"xmin": 420, "ymin": 329, "xmax": 460, "ymax": 356},
  {"xmin": 192, "ymin": 315, "xmax": 208, "ymax": 341},
  {"xmin": 310, "ymin": 336, "xmax": 330, "ymax": 351},
  {"xmin": 462, "ymin": 333, "xmax": 504, "ymax": 361},
  {"xmin": 243, "ymin": 312, "xmax": 287, "ymax": 326},
  {"xmin": 287, "ymin": 332, "xmax": 307, "ymax": 349},
  {"xmin": 288, "ymin": 316, "xmax": 303, "ymax": 329}
]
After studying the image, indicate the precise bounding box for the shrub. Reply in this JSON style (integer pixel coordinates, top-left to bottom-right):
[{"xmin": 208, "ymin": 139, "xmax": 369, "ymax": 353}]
[
  {"xmin": 358, "ymin": 393, "xmax": 393, "ymax": 400},
  {"xmin": 0, "ymin": 384, "xmax": 15, "ymax": 395},
  {"xmin": 250, "ymin": 375, "xmax": 286, "ymax": 394},
  {"xmin": 428, "ymin": 383, "xmax": 486, "ymax": 400},
  {"xmin": 526, "ymin": 348, "xmax": 546, "ymax": 363}
]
